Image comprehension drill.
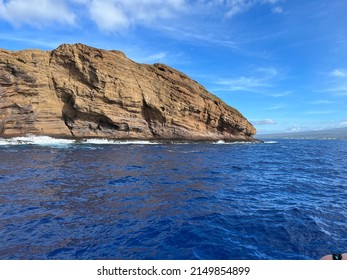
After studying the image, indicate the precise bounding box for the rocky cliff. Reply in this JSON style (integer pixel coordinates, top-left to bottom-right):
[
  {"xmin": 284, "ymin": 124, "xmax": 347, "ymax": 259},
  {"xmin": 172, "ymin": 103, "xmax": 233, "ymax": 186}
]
[{"xmin": 0, "ymin": 43, "xmax": 256, "ymax": 141}]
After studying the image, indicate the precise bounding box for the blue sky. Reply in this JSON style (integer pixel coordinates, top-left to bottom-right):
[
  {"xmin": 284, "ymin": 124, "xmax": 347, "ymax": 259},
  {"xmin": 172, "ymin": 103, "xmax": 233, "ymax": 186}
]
[{"xmin": 1, "ymin": 0, "xmax": 347, "ymax": 134}]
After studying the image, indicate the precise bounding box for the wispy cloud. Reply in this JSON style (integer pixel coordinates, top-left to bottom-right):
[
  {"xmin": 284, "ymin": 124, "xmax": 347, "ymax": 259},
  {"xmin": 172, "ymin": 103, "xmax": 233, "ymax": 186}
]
[
  {"xmin": 305, "ymin": 110, "xmax": 335, "ymax": 115},
  {"xmin": 0, "ymin": 33, "xmax": 60, "ymax": 48},
  {"xmin": 310, "ymin": 99, "xmax": 335, "ymax": 105},
  {"xmin": 269, "ymin": 91, "xmax": 290, "ymax": 97},
  {"xmin": 322, "ymin": 86, "xmax": 347, "ymax": 96},
  {"xmin": 251, "ymin": 119, "xmax": 277, "ymax": 125},
  {"xmin": 0, "ymin": 0, "xmax": 75, "ymax": 27},
  {"xmin": 214, "ymin": 66, "xmax": 279, "ymax": 92},
  {"xmin": 268, "ymin": 103, "xmax": 286, "ymax": 110},
  {"xmin": 316, "ymin": 69, "xmax": 347, "ymax": 96},
  {"xmin": 272, "ymin": 6, "xmax": 284, "ymax": 14},
  {"xmin": 136, "ymin": 51, "xmax": 168, "ymax": 63},
  {"xmin": 158, "ymin": 25, "xmax": 240, "ymax": 50},
  {"xmin": 330, "ymin": 68, "xmax": 347, "ymax": 77},
  {"xmin": 145, "ymin": 52, "xmax": 167, "ymax": 62},
  {"xmin": 256, "ymin": 67, "xmax": 278, "ymax": 77},
  {"xmin": 220, "ymin": 0, "xmax": 283, "ymax": 18},
  {"xmin": 216, "ymin": 76, "xmax": 268, "ymax": 92},
  {"xmin": 224, "ymin": 0, "xmax": 253, "ymax": 18}
]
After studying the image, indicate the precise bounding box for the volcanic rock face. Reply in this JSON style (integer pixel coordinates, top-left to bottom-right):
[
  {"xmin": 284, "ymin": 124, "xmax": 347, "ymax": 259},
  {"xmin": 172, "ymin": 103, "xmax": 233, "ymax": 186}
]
[{"xmin": 0, "ymin": 43, "xmax": 256, "ymax": 141}]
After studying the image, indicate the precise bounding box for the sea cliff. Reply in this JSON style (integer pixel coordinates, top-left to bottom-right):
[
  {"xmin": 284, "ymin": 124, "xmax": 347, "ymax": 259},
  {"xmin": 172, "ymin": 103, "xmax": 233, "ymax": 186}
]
[{"xmin": 0, "ymin": 43, "xmax": 256, "ymax": 141}]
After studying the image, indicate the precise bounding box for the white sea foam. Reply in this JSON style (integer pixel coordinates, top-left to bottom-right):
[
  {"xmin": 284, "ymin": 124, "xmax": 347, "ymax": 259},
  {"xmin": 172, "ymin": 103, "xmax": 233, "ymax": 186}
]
[
  {"xmin": 213, "ymin": 140, "xmax": 254, "ymax": 145},
  {"xmin": 119, "ymin": 140, "xmax": 157, "ymax": 145},
  {"xmin": 0, "ymin": 136, "xmax": 159, "ymax": 146},
  {"xmin": 0, "ymin": 136, "xmax": 263, "ymax": 146},
  {"xmin": 81, "ymin": 138, "xmax": 114, "ymax": 145},
  {"xmin": 264, "ymin": 141, "xmax": 278, "ymax": 144},
  {"xmin": 0, "ymin": 136, "xmax": 75, "ymax": 146},
  {"xmin": 81, "ymin": 139, "xmax": 157, "ymax": 145}
]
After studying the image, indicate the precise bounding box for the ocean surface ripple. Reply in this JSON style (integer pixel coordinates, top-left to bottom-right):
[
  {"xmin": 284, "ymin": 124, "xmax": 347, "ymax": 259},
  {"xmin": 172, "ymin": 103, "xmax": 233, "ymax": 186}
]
[{"xmin": 0, "ymin": 139, "xmax": 346, "ymax": 259}]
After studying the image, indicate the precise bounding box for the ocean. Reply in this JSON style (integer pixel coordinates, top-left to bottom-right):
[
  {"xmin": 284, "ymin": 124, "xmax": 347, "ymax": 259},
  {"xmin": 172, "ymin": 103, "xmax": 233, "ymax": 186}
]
[{"xmin": 0, "ymin": 136, "xmax": 346, "ymax": 260}]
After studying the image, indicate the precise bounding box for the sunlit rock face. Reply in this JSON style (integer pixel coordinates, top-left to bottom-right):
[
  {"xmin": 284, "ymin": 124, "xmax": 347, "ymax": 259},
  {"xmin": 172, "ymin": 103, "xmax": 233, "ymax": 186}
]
[{"xmin": 0, "ymin": 43, "xmax": 256, "ymax": 141}]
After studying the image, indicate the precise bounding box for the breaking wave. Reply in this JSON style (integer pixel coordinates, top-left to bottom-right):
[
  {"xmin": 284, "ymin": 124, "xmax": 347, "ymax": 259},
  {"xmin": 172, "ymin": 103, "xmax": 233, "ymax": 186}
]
[
  {"xmin": 0, "ymin": 136, "xmax": 157, "ymax": 146},
  {"xmin": 213, "ymin": 140, "xmax": 257, "ymax": 145},
  {"xmin": 0, "ymin": 136, "xmax": 75, "ymax": 146},
  {"xmin": 81, "ymin": 139, "xmax": 157, "ymax": 145},
  {"xmin": 0, "ymin": 136, "xmax": 260, "ymax": 146}
]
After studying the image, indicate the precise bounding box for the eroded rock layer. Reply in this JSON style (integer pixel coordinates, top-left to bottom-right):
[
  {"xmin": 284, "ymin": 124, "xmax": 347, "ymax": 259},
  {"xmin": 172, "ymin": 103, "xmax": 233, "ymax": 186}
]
[{"xmin": 0, "ymin": 43, "xmax": 256, "ymax": 141}]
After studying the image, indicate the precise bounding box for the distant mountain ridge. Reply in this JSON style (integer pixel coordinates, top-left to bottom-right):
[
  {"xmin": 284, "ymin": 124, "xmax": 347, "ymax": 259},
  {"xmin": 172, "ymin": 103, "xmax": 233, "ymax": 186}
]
[{"xmin": 259, "ymin": 127, "xmax": 347, "ymax": 140}]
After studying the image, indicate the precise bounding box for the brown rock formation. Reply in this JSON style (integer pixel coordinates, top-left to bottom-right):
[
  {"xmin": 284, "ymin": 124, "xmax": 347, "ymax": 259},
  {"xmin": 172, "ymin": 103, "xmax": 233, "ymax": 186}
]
[{"xmin": 0, "ymin": 43, "xmax": 256, "ymax": 141}]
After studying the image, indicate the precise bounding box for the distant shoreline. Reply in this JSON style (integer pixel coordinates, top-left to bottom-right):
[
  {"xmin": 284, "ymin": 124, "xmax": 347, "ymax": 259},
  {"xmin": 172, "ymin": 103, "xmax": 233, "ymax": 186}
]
[{"xmin": 257, "ymin": 127, "xmax": 347, "ymax": 140}]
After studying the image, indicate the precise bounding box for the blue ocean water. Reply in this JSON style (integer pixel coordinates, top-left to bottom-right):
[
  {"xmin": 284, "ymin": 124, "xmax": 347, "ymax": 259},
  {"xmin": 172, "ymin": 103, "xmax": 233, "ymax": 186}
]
[{"xmin": 0, "ymin": 137, "xmax": 346, "ymax": 260}]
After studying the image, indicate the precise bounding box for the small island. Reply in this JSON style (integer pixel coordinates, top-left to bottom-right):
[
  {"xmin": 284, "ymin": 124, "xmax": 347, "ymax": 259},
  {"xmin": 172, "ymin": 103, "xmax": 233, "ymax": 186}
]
[{"xmin": 0, "ymin": 43, "xmax": 256, "ymax": 142}]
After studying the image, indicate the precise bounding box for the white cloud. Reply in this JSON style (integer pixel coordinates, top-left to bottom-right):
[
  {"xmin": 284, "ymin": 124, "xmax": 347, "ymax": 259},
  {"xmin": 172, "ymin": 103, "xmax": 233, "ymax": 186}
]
[
  {"xmin": 340, "ymin": 120, "xmax": 347, "ymax": 127},
  {"xmin": 269, "ymin": 91, "xmax": 290, "ymax": 97},
  {"xmin": 215, "ymin": 66, "xmax": 279, "ymax": 92},
  {"xmin": 305, "ymin": 110, "xmax": 335, "ymax": 115},
  {"xmin": 263, "ymin": 0, "xmax": 280, "ymax": 3},
  {"xmin": 287, "ymin": 125, "xmax": 303, "ymax": 133},
  {"xmin": 310, "ymin": 99, "xmax": 335, "ymax": 105},
  {"xmin": 330, "ymin": 68, "xmax": 347, "ymax": 77},
  {"xmin": 256, "ymin": 67, "xmax": 278, "ymax": 78},
  {"xmin": 0, "ymin": 0, "xmax": 188, "ymax": 31},
  {"xmin": 216, "ymin": 76, "xmax": 268, "ymax": 92},
  {"xmin": 71, "ymin": 0, "xmax": 89, "ymax": 3},
  {"xmin": 252, "ymin": 119, "xmax": 277, "ymax": 125},
  {"xmin": 323, "ymin": 86, "xmax": 347, "ymax": 95},
  {"xmin": 217, "ymin": 0, "xmax": 283, "ymax": 18},
  {"xmin": 89, "ymin": 0, "xmax": 129, "ymax": 31},
  {"xmin": 268, "ymin": 103, "xmax": 286, "ymax": 110},
  {"xmin": 146, "ymin": 52, "xmax": 167, "ymax": 61},
  {"xmin": 85, "ymin": 0, "xmax": 187, "ymax": 31},
  {"xmin": 158, "ymin": 24, "xmax": 241, "ymax": 51},
  {"xmin": 0, "ymin": 0, "xmax": 284, "ymax": 32},
  {"xmin": 0, "ymin": 0, "xmax": 75, "ymax": 27},
  {"xmin": 136, "ymin": 51, "xmax": 168, "ymax": 63},
  {"xmin": 272, "ymin": 6, "xmax": 284, "ymax": 14},
  {"xmin": 224, "ymin": 0, "xmax": 252, "ymax": 18}
]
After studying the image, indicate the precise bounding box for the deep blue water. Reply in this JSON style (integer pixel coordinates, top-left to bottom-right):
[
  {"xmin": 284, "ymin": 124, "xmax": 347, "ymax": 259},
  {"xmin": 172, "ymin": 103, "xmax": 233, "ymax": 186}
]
[{"xmin": 0, "ymin": 138, "xmax": 346, "ymax": 260}]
